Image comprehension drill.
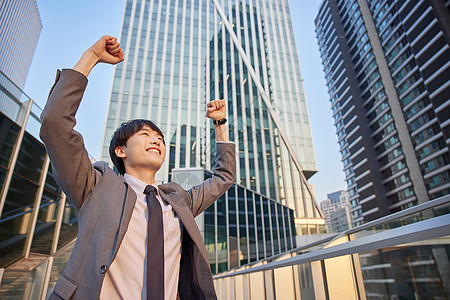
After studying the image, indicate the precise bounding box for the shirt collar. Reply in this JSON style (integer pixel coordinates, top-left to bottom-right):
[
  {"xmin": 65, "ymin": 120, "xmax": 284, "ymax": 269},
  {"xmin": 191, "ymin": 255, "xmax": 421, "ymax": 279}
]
[{"xmin": 123, "ymin": 173, "xmax": 158, "ymax": 197}]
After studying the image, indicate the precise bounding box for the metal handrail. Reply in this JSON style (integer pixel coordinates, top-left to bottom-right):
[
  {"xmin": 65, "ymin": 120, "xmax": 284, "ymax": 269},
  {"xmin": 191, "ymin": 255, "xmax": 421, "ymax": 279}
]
[
  {"xmin": 347, "ymin": 193, "xmax": 449, "ymax": 234},
  {"xmin": 214, "ymin": 194, "xmax": 450, "ymax": 278},
  {"xmin": 0, "ymin": 200, "xmax": 57, "ymax": 224},
  {"xmin": 214, "ymin": 213, "xmax": 450, "ymax": 279}
]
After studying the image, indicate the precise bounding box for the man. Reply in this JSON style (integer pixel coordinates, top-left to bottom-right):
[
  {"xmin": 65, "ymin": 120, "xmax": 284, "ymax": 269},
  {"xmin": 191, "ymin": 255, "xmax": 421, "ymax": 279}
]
[{"xmin": 40, "ymin": 35, "xmax": 235, "ymax": 300}]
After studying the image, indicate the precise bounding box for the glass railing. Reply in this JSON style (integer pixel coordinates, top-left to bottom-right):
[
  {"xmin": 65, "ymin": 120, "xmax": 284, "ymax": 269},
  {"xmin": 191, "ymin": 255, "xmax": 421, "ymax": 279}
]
[
  {"xmin": 213, "ymin": 194, "xmax": 450, "ymax": 299},
  {"xmin": 0, "ymin": 240, "xmax": 75, "ymax": 299},
  {"xmin": 0, "ymin": 200, "xmax": 77, "ymax": 268}
]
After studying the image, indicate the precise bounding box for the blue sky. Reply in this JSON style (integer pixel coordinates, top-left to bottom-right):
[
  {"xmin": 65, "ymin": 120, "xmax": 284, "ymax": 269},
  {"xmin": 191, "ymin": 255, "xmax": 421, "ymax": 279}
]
[{"xmin": 24, "ymin": 0, "xmax": 345, "ymax": 202}]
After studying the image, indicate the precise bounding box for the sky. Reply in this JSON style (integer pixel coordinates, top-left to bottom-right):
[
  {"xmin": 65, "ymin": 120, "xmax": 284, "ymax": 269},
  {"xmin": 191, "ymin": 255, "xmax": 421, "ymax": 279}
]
[{"xmin": 24, "ymin": 0, "xmax": 346, "ymax": 202}]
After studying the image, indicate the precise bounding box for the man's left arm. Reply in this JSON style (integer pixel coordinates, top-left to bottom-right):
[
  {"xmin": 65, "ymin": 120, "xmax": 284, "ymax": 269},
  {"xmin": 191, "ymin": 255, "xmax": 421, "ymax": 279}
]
[{"xmin": 188, "ymin": 100, "xmax": 236, "ymax": 217}]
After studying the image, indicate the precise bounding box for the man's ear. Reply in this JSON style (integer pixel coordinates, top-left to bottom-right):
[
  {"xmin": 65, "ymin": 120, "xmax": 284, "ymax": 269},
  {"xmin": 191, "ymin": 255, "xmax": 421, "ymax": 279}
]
[{"xmin": 115, "ymin": 145, "xmax": 126, "ymax": 158}]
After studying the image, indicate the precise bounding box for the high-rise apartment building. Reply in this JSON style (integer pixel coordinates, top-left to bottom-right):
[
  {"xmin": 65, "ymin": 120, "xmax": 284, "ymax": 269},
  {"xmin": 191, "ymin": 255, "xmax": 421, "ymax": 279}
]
[
  {"xmin": 315, "ymin": 0, "xmax": 450, "ymax": 225},
  {"xmin": 100, "ymin": 0, "xmax": 325, "ymax": 256},
  {"xmin": 320, "ymin": 190, "xmax": 352, "ymax": 232},
  {"xmin": 0, "ymin": 0, "xmax": 41, "ymax": 90}
]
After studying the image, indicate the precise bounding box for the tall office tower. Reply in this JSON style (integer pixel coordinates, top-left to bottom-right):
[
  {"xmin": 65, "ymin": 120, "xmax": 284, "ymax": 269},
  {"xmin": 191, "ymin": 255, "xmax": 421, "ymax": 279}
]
[
  {"xmin": 101, "ymin": 0, "xmax": 324, "ymax": 243},
  {"xmin": 0, "ymin": 0, "xmax": 42, "ymax": 119},
  {"xmin": 0, "ymin": 0, "xmax": 41, "ymax": 89},
  {"xmin": 315, "ymin": 0, "xmax": 450, "ymax": 225}
]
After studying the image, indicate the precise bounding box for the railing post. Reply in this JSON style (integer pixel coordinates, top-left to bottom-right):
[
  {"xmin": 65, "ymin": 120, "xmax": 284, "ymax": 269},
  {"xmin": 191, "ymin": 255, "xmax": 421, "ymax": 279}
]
[
  {"xmin": 23, "ymin": 155, "xmax": 50, "ymax": 258},
  {"xmin": 0, "ymin": 99, "xmax": 33, "ymax": 217},
  {"xmin": 51, "ymin": 192, "xmax": 67, "ymax": 254}
]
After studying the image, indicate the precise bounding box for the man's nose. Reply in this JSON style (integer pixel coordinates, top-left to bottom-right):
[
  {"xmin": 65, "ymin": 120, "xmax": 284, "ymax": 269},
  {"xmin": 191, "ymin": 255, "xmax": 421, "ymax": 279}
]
[{"xmin": 150, "ymin": 138, "xmax": 160, "ymax": 145}]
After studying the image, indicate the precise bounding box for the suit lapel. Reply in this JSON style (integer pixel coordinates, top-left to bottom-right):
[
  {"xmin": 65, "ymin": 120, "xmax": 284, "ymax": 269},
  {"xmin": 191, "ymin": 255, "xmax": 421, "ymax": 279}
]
[
  {"xmin": 114, "ymin": 178, "xmax": 137, "ymax": 258},
  {"xmin": 158, "ymin": 184, "xmax": 203, "ymax": 245}
]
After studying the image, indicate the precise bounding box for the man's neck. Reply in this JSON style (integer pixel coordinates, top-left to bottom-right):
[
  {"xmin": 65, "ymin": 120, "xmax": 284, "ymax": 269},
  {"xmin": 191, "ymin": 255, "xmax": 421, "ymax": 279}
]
[{"xmin": 124, "ymin": 168, "xmax": 157, "ymax": 185}]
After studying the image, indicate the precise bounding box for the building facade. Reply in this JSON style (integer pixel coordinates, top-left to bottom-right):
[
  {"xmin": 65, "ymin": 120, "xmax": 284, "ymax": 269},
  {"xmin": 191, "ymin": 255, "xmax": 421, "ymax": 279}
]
[
  {"xmin": 0, "ymin": 0, "xmax": 41, "ymax": 106},
  {"xmin": 315, "ymin": 0, "xmax": 450, "ymax": 225},
  {"xmin": 0, "ymin": 70, "xmax": 78, "ymax": 269},
  {"xmin": 320, "ymin": 190, "xmax": 352, "ymax": 232},
  {"xmin": 100, "ymin": 0, "xmax": 325, "ymax": 252},
  {"xmin": 173, "ymin": 167, "xmax": 296, "ymax": 274}
]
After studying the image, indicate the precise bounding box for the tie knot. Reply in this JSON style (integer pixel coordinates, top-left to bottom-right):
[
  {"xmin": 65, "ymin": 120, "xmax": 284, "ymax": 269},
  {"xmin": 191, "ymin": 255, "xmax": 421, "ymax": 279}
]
[{"xmin": 144, "ymin": 185, "xmax": 157, "ymax": 195}]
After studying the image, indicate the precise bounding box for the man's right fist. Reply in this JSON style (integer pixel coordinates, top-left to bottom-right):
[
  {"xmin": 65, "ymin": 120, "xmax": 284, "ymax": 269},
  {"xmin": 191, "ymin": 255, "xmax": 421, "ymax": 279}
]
[{"xmin": 88, "ymin": 35, "xmax": 124, "ymax": 65}]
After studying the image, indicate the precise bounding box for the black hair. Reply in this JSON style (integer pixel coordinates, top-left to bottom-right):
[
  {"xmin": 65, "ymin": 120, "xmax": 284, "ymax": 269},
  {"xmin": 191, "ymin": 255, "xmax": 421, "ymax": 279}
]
[{"xmin": 109, "ymin": 119, "xmax": 165, "ymax": 175}]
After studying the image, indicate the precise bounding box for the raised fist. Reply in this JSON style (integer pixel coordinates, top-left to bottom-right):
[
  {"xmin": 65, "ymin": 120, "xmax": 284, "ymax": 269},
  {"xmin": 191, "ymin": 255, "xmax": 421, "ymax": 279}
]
[
  {"xmin": 87, "ymin": 35, "xmax": 124, "ymax": 65},
  {"xmin": 207, "ymin": 99, "xmax": 226, "ymax": 120}
]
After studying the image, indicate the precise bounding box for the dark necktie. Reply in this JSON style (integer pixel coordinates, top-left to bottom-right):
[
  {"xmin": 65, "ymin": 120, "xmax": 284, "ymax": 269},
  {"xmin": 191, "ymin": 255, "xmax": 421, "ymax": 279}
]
[{"xmin": 144, "ymin": 185, "xmax": 164, "ymax": 300}]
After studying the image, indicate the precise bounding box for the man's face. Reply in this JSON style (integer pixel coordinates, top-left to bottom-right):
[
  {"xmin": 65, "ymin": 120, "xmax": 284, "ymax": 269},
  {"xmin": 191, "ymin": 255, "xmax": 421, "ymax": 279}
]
[{"xmin": 116, "ymin": 125, "xmax": 166, "ymax": 173}]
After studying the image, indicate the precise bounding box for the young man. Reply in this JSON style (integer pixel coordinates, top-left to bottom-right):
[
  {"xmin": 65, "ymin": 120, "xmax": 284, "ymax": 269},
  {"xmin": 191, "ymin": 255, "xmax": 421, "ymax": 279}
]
[{"xmin": 40, "ymin": 35, "xmax": 235, "ymax": 300}]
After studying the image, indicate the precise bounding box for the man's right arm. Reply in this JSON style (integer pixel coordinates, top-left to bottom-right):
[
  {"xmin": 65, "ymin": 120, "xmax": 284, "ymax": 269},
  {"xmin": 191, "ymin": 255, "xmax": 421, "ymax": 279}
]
[
  {"xmin": 40, "ymin": 69, "xmax": 96, "ymax": 209},
  {"xmin": 40, "ymin": 36, "xmax": 124, "ymax": 209}
]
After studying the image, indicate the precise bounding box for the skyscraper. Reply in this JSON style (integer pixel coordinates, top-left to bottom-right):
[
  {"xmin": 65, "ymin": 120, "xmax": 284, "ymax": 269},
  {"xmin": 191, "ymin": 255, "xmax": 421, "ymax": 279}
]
[
  {"xmin": 101, "ymin": 0, "xmax": 324, "ymax": 239},
  {"xmin": 315, "ymin": 0, "xmax": 450, "ymax": 225},
  {"xmin": 0, "ymin": 0, "xmax": 41, "ymax": 90},
  {"xmin": 0, "ymin": 0, "xmax": 42, "ymax": 121}
]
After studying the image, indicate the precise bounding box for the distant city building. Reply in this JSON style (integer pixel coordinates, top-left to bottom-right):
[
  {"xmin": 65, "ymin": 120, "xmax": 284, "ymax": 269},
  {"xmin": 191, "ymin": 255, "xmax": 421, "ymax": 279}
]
[
  {"xmin": 0, "ymin": 0, "xmax": 41, "ymax": 89},
  {"xmin": 315, "ymin": 0, "xmax": 450, "ymax": 226},
  {"xmin": 100, "ymin": 0, "xmax": 326, "ymax": 271},
  {"xmin": 320, "ymin": 190, "xmax": 351, "ymax": 232}
]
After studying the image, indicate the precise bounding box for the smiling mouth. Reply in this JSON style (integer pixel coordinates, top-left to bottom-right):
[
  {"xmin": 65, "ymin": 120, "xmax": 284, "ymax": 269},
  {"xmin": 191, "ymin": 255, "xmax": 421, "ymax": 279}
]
[{"xmin": 146, "ymin": 148, "xmax": 161, "ymax": 155}]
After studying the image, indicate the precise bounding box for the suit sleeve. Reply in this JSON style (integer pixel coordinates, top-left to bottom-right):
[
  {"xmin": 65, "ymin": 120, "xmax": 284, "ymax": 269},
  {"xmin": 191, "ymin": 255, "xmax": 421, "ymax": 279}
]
[
  {"xmin": 188, "ymin": 142, "xmax": 236, "ymax": 217},
  {"xmin": 40, "ymin": 69, "xmax": 98, "ymax": 209}
]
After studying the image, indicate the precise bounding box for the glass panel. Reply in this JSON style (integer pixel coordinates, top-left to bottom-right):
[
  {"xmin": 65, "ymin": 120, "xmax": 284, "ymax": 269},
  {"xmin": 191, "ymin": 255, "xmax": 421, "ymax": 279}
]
[
  {"xmin": 57, "ymin": 203, "xmax": 77, "ymax": 251},
  {"xmin": 281, "ymin": 142, "xmax": 294, "ymax": 208},
  {"xmin": 25, "ymin": 102, "xmax": 43, "ymax": 141},
  {"xmin": 247, "ymin": 190, "xmax": 256, "ymax": 262},
  {"xmin": 3, "ymin": 131, "xmax": 46, "ymax": 215},
  {"xmin": 303, "ymin": 181, "xmax": 314, "ymax": 218},
  {"xmin": 217, "ymin": 193, "xmax": 227, "ymax": 273},
  {"xmin": 358, "ymin": 237, "xmax": 450, "ymax": 299},
  {"xmin": 238, "ymin": 187, "xmax": 248, "ymax": 265},
  {"xmin": 298, "ymin": 263, "xmax": 315, "ymax": 299},
  {"xmin": 263, "ymin": 197, "xmax": 272, "ymax": 257},
  {"xmin": 0, "ymin": 114, "xmax": 20, "ymax": 189},
  {"xmin": 270, "ymin": 201, "xmax": 279, "ymax": 254},
  {"xmin": 30, "ymin": 166, "xmax": 62, "ymax": 255},
  {"xmin": 228, "ymin": 186, "xmax": 239, "ymax": 269},
  {"xmin": 255, "ymin": 194, "xmax": 264, "ymax": 259},
  {"xmin": 289, "ymin": 209, "xmax": 297, "ymax": 248},
  {"xmin": 0, "ymin": 210, "xmax": 32, "ymax": 267},
  {"xmin": 29, "ymin": 201, "xmax": 58, "ymax": 255},
  {"xmin": 284, "ymin": 207, "xmax": 292, "ymax": 250},
  {"xmin": 204, "ymin": 200, "xmax": 216, "ymax": 274},
  {"xmin": 292, "ymin": 163, "xmax": 305, "ymax": 217},
  {"xmin": 278, "ymin": 204, "xmax": 286, "ymax": 253}
]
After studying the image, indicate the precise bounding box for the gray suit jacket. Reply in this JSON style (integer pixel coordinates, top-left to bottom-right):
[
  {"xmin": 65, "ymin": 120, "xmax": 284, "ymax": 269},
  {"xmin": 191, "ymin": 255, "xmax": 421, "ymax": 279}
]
[{"xmin": 40, "ymin": 69, "xmax": 236, "ymax": 300}]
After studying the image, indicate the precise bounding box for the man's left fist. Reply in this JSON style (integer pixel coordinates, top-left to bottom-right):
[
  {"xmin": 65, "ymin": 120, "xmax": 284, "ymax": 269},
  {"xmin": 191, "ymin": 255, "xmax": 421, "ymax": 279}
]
[{"xmin": 207, "ymin": 99, "xmax": 226, "ymax": 120}]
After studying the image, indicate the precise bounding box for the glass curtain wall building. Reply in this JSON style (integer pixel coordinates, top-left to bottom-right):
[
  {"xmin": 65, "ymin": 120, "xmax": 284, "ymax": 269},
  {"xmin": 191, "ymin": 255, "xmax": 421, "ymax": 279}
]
[
  {"xmin": 0, "ymin": 70, "xmax": 79, "ymax": 269},
  {"xmin": 172, "ymin": 168, "xmax": 296, "ymax": 274},
  {"xmin": 315, "ymin": 0, "xmax": 450, "ymax": 225},
  {"xmin": 100, "ymin": 0, "xmax": 324, "ymax": 245}
]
